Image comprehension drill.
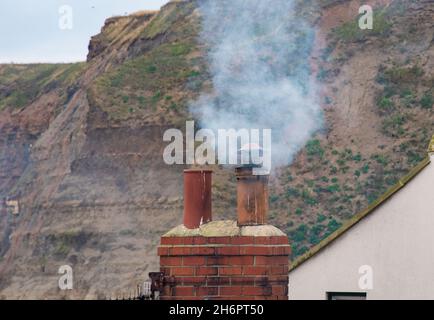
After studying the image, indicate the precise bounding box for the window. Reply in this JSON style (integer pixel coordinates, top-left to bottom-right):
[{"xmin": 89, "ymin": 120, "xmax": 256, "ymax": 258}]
[{"xmin": 327, "ymin": 292, "xmax": 367, "ymax": 300}]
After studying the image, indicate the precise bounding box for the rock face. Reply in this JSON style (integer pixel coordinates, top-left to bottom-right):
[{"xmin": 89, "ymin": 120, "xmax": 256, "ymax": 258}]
[
  {"xmin": 0, "ymin": 0, "xmax": 433, "ymax": 299},
  {"xmin": 87, "ymin": 12, "xmax": 157, "ymax": 62}
]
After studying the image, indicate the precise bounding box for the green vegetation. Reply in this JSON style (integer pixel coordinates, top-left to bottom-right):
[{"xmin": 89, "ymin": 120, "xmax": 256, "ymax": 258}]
[
  {"xmin": 0, "ymin": 63, "xmax": 85, "ymax": 111},
  {"xmin": 379, "ymin": 65, "xmax": 424, "ymax": 86},
  {"xmin": 92, "ymin": 39, "xmax": 199, "ymax": 120},
  {"xmin": 334, "ymin": 8, "xmax": 392, "ymax": 42},
  {"xmin": 382, "ymin": 114, "xmax": 406, "ymax": 137},
  {"xmin": 48, "ymin": 230, "xmax": 92, "ymax": 258},
  {"xmin": 327, "ymin": 219, "xmax": 342, "ymax": 234},
  {"xmin": 420, "ymin": 93, "xmax": 433, "ymax": 109},
  {"xmin": 377, "ymin": 96, "xmax": 394, "ymax": 112},
  {"xmin": 317, "ymin": 214, "xmax": 326, "ymax": 223},
  {"xmin": 141, "ymin": 2, "xmax": 196, "ymax": 39},
  {"xmin": 306, "ymin": 139, "xmax": 325, "ymax": 159},
  {"xmin": 301, "ymin": 189, "xmax": 318, "ymax": 206}
]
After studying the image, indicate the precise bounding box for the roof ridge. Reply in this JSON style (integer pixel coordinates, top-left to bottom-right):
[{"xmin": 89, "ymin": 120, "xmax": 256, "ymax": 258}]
[
  {"xmin": 289, "ymin": 152, "xmax": 432, "ymax": 273},
  {"xmin": 428, "ymin": 135, "xmax": 434, "ymax": 153}
]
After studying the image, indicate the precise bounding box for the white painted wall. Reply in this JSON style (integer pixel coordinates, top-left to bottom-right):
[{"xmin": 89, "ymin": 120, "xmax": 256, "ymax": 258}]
[{"xmin": 289, "ymin": 154, "xmax": 434, "ymax": 300}]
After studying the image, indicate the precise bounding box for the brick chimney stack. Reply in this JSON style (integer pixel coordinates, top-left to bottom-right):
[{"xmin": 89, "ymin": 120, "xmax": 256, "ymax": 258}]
[{"xmin": 157, "ymin": 169, "xmax": 290, "ymax": 300}]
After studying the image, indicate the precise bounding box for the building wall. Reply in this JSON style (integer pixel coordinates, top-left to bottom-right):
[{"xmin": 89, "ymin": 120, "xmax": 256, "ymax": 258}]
[{"xmin": 289, "ymin": 154, "xmax": 434, "ymax": 300}]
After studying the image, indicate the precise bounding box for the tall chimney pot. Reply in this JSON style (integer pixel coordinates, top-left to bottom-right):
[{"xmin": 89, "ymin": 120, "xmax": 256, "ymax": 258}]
[
  {"xmin": 235, "ymin": 166, "xmax": 269, "ymax": 226},
  {"xmin": 183, "ymin": 169, "xmax": 212, "ymax": 229}
]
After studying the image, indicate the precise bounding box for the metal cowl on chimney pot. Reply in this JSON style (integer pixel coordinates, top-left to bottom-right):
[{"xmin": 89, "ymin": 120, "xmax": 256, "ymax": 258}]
[
  {"xmin": 183, "ymin": 169, "xmax": 212, "ymax": 229},
  {"xmin": 235, "ymin": 165, "xmax": 269, "ymax": 226}
]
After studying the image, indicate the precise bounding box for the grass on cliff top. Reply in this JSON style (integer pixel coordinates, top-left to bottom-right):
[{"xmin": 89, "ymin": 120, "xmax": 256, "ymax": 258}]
[
  {"xmin": 91, "ymin": 40, "xmax": 201, "ymax": 120},
  {"xmin": 0, "ymin": 63, "xmax": 86, "ymax": 111},
  {"xmin": 141, "ymin": 1, "xmax": 196, "ymax": 39}
]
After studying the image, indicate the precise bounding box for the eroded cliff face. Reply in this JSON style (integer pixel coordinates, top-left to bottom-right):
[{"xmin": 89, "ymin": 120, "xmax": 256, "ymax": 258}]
[
  {"xmin": 0, "ymin": 2, "xmax": 199, "ymax": 299},
  {"xmin": 0, "ymin": 0, "xmax": 433, "ymax": 299}
]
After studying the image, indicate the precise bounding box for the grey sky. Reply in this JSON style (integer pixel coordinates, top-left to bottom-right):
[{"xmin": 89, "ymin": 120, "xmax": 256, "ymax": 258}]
[{"xmin": 0, "ymin": 0, "xmax": 170, "ymax": 63}]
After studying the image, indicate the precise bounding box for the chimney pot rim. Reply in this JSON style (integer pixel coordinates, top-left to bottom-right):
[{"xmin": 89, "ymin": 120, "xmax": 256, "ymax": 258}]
[{"xmin": 184, "ymin": 169, "xmax": 214, "ymax": 173}]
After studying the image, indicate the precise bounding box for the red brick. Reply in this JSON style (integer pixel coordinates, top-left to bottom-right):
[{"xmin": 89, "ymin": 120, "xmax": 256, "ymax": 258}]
[
  {"xmin": 254, "ymin": 276, "xmax": 269, "ymax": 286},
  {"xmin": 196, "ymin": 287, "xmax": 219, "ymax": 296},
  {"xmin": 183, "ymin": 256, "xmax": 206, "ymax": 266},
  {"xmin": 273, "ymin": 246, "xmax": 291, "ymax": 255},
  {"xmin": 174, "ymin": 286, "xmax": 194, "ymax": 296},
  {"xmin": 255, "ymin": 256, "xmax": 288, "ymax": 265},
  {"xmin": 270, "ymin": 266, "xmax": 286, "ymax": 275},
  {"xmin": 215, "ymin": 256, "xmax": 254, "ymax": 266},
  {"xmin": 206, "ymin": 277, "xmax": 230, "ymax": 286},
  {"xmin": 193, "ymin": 237, "xmax": 207, "ymax": 245},
  {"xmin": 157, "ymin": 246, "xmax": 169, "ymax": 256},
  {"xmin": 161, "ymin": 237, "xmax": 194, "ymax": 245},
  {"xmin": 220, "ymin": 286, "xmax": 243, "ymax": 296},
  {"xmin": 171, "ymin": 267, "xmax": 195, "ymax": 276},
  {"xmin": 207, "ymin": 237, "xmax": 231, "ymax": 244},
  {"xmin": 240, "ymin": 246, "xmax": 273, "ymax": 255},
  {"xmin": 160, "ymin": 256, "xmax": 183, "ymax": 266},
  {"xmin": 206, "ymin": 256, "xmax": 224, "ymax": 265},
  {"xmin": 219, "ymin": 266, "xmax": 243, "ymax": 275},
  {"xmin": 230, "ymin": 236, "xmax": 255, "ymax": 245},
  {"xmin": 231, "ymin": 276, "xmax": 256, "ymax": 285},
  {"xmin": 243, "ymin": 266, "xmax": 269, "ymax": 275},
  {"xmin": 267, "ymin": 275, "xmax": 288, "ymax": 283},
  {"xmin": 160, "ymin": 237, "xmax": 172, "ymax": 245},
  {"xmin": 183, "ymin": 237, "xmax": 195, "ymax": 245},
  {"xmin": 178, "ymin": 276, "xmax": 206, "ymax": 285},
  {"xmin": 207, "ymin": 296, "xmax": 239, "ymax": 301},
  {"xmin": 253, "ymin": 237, "xmax": 271, "ymax": 245},
  {"xmin": 166, "ymin": 296, "xmax": 200, "ymax": 300},
  {"xmin": 243, "ymin": 286, "xmax": 271, "ymax": 296},
  {"xmin": 190, "ymin": 247, "xmax": 215, "ymax": 255},
  {"xmin": 196, "ymin": 266, "xmax": 218, "ymax": 276},
  {"xmin": 269, "ymin": 236, "xmax": 289, "ymax": 245},
  {"xmin": 272, "ymin": 285, "xmax": 287, "ymax": 296},
  {"xmin": 170, "ymin": 247, "xmax": 192, "ymax": 255},
  {"xmin": 216, "ymin": 246, "xmax": 240, "ymax": 255}
]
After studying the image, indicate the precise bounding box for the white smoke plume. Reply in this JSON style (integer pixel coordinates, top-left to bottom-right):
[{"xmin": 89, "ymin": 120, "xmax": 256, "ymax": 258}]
[{"xmin": 190, "ymin": 0, "xmax": 323, "ymax": 169}]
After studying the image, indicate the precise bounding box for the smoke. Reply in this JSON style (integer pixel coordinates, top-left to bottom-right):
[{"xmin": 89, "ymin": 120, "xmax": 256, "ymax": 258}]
[{"xmin": 190, "ymin": 0, "xmax": 323, "ymax": 169}]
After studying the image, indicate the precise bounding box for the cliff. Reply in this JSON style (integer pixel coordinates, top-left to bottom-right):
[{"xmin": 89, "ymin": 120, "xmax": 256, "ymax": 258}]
[{"xmin": 0, "ymin": 0, "xmax": 433, "ymax": 299}]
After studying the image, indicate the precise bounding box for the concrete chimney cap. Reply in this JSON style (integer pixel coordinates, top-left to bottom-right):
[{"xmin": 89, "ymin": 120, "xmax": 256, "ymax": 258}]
[{"xmin": 163, "ymin": 220, "xmax": 286, "ymax": 238}]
